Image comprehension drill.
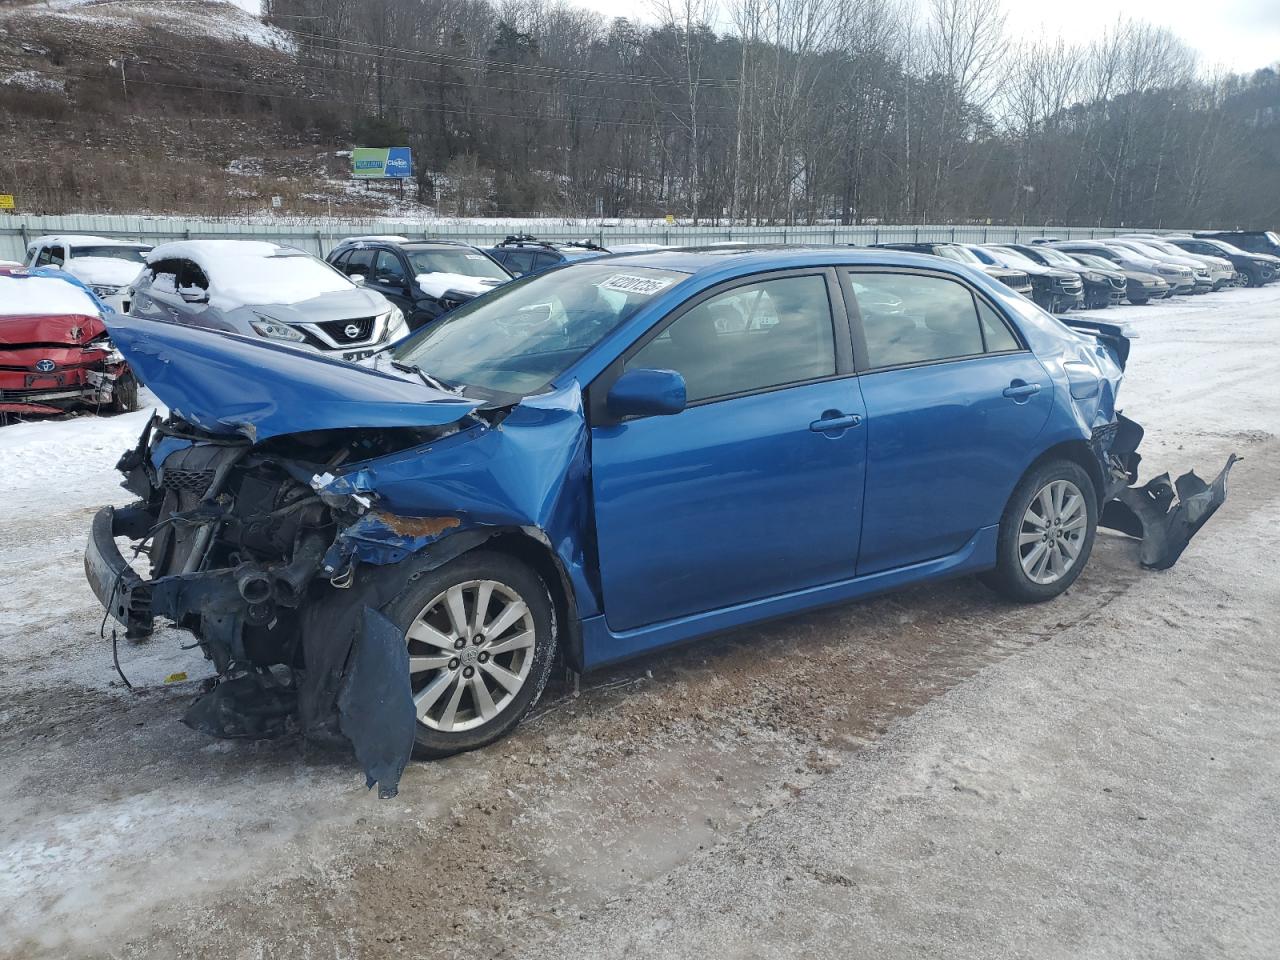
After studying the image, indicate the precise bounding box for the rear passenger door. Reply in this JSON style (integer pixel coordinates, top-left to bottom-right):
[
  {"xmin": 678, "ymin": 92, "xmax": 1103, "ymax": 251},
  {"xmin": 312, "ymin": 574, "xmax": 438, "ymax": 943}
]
[{"xmin": 843, "ymin": 269, "xmax": 1053, "ymax": 574}]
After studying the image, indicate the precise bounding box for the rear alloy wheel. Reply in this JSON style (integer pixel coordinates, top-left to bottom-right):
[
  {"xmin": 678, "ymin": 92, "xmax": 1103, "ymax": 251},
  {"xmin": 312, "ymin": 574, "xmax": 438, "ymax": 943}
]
[
  {"xmin": 384, "ymin": 551, "xmax": 556, "ymax": 758},
  {"xmin": 982, "ymin": 459, "xmax": 1097, "ymax": 603}
]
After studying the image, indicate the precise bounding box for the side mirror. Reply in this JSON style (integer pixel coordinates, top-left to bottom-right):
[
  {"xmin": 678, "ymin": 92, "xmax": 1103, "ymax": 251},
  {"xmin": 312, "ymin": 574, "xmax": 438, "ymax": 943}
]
[
  {"xmin": 606, "ymin": 368, "xmax": 687, "ymax": 420},
  {"xmin": 350, "ymin": 274, "xmax": 366, "ymax": 285},
  {"xmin": 179, "ymin": 285, "xmax": 208, "ymax": 304}
]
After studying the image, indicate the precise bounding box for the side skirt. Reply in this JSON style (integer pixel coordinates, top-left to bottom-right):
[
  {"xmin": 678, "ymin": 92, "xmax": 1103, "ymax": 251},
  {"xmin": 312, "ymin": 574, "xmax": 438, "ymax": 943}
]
[{"xmin": 580, "ymin": 526, "xmax": 999, "ymax": 670}]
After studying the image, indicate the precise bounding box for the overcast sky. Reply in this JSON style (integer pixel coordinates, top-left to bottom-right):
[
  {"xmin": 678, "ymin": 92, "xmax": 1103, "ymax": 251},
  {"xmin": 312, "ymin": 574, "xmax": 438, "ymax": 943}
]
[{"xmin": 561, "ymin": 0, "xmax": 1280, "ymax": 75}]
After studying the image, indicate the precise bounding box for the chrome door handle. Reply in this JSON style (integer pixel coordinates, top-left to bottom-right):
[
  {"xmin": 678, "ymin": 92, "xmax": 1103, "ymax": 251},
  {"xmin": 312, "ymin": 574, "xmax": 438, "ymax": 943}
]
[
  {"xmin": 1002, "ymin": 381, "xmax": 1041, "ymax": 400},
  {"xmin": 809, "ymin": 412, "xmax": 863, "ymax": 432}
]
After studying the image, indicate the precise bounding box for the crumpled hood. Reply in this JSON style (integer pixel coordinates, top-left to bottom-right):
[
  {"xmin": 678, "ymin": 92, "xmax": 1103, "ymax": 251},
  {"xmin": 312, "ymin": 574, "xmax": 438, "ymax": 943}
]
[
  {"xmin": 415, "ymin": 272, "xmax": 504, "ymax": 299},
  {"xmin": 0, "ymin": 313, "xmax": 106, "ymax": 345},
  {"xmin": 67, "ymin": 258, "xmax": 143, "ymax": 287},
  {"xmin": 216, "ymin": 285, "xmax": 389, "ymax": 323},
  {"xmin": 104, "ymin": 313, "xmax": 482, "ymax": 441}
]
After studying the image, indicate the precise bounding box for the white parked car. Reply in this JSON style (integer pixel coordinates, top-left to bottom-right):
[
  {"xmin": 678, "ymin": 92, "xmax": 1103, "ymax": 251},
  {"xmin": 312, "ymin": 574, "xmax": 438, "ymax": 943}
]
[
  {"xmin": 128, "ymin": 240, "xmax": 408, "ymax": 360},
  {"xmin": 25, "ymin": 235, "xmax": 153, "ymax": 313}
]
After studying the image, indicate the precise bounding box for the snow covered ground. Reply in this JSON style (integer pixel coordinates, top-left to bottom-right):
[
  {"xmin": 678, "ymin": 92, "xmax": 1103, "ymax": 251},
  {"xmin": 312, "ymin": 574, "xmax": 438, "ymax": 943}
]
[{"xmin": 0, "ymin": 287, "xmax": 1277, "ymax": 958}]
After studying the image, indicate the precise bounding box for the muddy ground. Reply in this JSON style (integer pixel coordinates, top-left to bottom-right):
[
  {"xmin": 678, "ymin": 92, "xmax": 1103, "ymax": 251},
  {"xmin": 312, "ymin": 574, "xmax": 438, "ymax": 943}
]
[{"xmin": 2, "ymin": 287, "xmax": 1278, "ymax": 959}]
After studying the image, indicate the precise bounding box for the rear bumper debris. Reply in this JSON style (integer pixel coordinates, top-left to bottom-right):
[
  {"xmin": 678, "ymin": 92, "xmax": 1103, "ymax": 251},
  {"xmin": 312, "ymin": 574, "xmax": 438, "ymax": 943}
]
[{"xmin": 1102, "ymin": 455, "xmax": 1239, "ymax": 569}]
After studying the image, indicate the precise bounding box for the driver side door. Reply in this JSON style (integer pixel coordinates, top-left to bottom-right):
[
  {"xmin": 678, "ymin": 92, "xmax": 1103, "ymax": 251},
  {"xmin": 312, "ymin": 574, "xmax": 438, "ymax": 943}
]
[
  {"xmin": 368, "ymin": 249, "xmax": 414, "ymax": 315},
  {"xmin": 589, "ymin": 269, "xmax": 868, "ymax": 634}
]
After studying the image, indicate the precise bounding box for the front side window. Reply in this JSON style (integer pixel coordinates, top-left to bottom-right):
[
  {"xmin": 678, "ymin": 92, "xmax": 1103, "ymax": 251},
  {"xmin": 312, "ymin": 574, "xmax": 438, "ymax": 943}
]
[
  {"xmin": 374, "ymin": 250, "xmax": 408, "ymax": 283},
  {"xmin": 394, "ymin": 264, "xmax": 687, "ymax": 395},
  {"xmin": 627, "ymin": 274, "xmax": 835, "ymax": 403},
  {"xmin": 848, "ymin": 272, "xmax": 1017, "ymax": 369}
]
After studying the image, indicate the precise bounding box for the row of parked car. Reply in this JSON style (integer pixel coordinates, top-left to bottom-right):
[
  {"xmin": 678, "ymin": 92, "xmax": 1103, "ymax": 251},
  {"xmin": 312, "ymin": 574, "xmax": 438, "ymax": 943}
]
[
  {"xmin": 872, "ymin": 232, "xmax": 1280, "ymax": 310},
  {"xmin": 3, "ymin": 228, "xmax": 1277, "ymax": 420}
]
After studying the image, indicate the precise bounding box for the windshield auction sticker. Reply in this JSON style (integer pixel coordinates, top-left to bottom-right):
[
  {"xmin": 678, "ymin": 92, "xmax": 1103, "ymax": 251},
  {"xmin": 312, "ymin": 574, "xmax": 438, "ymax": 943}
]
[{"xmin": 599, "ymin": 274, "xmax": 675, "ymax": 296}]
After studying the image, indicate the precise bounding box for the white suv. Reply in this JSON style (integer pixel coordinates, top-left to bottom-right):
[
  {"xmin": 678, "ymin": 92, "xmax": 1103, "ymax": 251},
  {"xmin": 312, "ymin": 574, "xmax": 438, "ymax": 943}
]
[{"xmin": 25, "ymin": 235, "xmax": 153, "ymax": 313}]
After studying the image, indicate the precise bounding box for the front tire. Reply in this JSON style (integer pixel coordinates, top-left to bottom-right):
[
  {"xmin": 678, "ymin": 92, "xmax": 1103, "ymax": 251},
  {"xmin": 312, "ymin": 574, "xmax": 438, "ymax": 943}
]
[
  {"xmin": 110, "ymin": 372, "xmax": 140, "ymax": 414},
  {"xmin": 383, "ymin": 550, "xmax": 557, "ymax": 759},
  {"xmin": 982, "ymin": 459, "xmax": 1098, "ymax": 603}
]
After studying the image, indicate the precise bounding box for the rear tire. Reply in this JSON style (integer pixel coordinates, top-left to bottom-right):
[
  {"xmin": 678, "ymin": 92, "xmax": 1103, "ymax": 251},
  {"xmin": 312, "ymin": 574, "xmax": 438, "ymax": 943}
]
[
  {"xmin": 981, "ymin": 459, "xmax": 1098, "ymax": 603},
  {"xmin": 1128, "ymin": 297, "xmax": 1149, "ymax": 305},
  {"xmin": 382, "ymin": 550, "xmax": 557, "ymax": 759}
]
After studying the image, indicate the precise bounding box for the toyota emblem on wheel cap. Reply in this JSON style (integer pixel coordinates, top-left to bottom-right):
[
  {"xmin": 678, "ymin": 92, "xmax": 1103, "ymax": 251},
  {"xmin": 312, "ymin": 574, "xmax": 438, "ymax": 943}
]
[
  {"xmin": 344, "ymin": 323, "xmax": 361, "ymax": 339},
  {"xmin": 35, "ymin": 359, "xmax": 56, "ymax": 373}
]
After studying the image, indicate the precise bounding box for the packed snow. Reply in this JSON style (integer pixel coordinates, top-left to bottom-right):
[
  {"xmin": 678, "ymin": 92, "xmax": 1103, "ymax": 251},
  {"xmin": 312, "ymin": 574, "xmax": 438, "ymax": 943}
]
[
  {"xmin": 415, "ymin": 272, "xmax": 505, "ymax": 298},
  {"xmin": 0, "ymin": 275, "xmax": 101, "ymax": 317},
  {"xmin": 146, "ymin": 240, "xmax": 353, "ymax": 304}
]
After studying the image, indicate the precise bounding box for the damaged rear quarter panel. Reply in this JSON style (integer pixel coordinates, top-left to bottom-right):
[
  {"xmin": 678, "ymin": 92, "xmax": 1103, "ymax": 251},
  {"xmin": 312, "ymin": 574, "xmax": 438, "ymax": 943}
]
[
  {"xmin": 319, "ymin": 382, "xmax": 601, "ymax": 618},
  {"xmin": 997, "ymin": 295, "xmax": 1127, "ymax": 449}
]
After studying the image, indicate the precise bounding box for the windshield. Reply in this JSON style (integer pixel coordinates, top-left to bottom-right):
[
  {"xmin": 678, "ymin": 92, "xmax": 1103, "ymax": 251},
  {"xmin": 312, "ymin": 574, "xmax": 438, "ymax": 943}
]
[
  {"xmin": 1071, "ymin": 254, "xmax": 1114, "ymax": 271},
  {"xmin": 1203, "ymin": 239, "xmax": 1248, "ymax": 257},
  {"xmin": 71, "ymin": 245, "xmax": 149, "ymax": 263},
  {"xmin": 987, "ymin": 247, "xmax": 1038, "ymax": 270},
  {"xmin": 1118, "ymin": 240, "xmax": 1173, "ymax": 260},
  {"xmin": 393, "ymin": 263, "xmax": 688, "ymax": 394},
  {"xmin": 406, "ymin": 248, "xmax": 510, "ymax": 281},
  {"xmin": 1143, "ymin": 240, "xmax": 1186, "ymax": 257},
  {"xmin": 933, "ymin": 245, "xmax": 982, "ymax": 265},
  {"xmin": 1033, "ymin": 246, "xmax": 1075, "ymax": 268}
]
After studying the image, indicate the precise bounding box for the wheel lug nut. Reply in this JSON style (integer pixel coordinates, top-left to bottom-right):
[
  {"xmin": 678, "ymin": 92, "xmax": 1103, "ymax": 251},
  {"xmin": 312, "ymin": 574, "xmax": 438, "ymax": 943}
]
[
  {"xmin": 463, "ymin": 666, "xmax": 475, "ymax": 678},
  {"xmin": 448, "ymin": 658, "xmax": 459, "ymax": 670},
  {"xmin": 454, "ymin": 638, "xmax": 466, "ymax": 649},
  {"xmin": 473, "ymin": 634, "xmax": 485, "ymax": 645},
  {"xmin": 478, "ymin": 651, "xmax": 489, "ymax": 663}
]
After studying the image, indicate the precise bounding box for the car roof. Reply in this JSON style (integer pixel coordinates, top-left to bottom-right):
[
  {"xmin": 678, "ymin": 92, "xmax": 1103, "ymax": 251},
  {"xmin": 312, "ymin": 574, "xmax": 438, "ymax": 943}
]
[
  {"xmin": 146, "ymin": 240, "xmax": 308, "ymax": 263},
  {"xmin": 333, "ymin": 237, "xmax": 478, "ymax": 250},
  {"xmin": 31, "ymin": 234, "xmax": 152, "ymax": 248},
  {"xmin": 588, "ymin": 245, "xmax": 979, "ymax": 277}
]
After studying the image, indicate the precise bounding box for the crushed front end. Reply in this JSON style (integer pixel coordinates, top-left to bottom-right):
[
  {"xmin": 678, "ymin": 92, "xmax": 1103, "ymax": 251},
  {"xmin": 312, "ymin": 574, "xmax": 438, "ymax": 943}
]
[
  {"xmin": 85, "ymin": 414, "xmax": 469, "ymax": 797},
  {"xmin": 0, "ymin": 312, "xmax": 134, "ymax": 416}
]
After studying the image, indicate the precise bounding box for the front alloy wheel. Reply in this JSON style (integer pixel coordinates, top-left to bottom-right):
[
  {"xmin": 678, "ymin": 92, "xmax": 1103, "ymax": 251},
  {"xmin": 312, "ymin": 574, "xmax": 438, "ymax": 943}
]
[
  {"xmin": 383, "ymin": 551, "xmax": 556, "ymax": 758},
  {"xmin": 408, "ymin": 579, "xmax": 536, "ymax": 732}
]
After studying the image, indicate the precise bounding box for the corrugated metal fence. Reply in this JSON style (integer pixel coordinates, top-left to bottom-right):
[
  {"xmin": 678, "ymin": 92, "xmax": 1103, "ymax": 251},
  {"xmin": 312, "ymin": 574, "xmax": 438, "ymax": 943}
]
[{"xmin": 0, "ymin": 214, "xmax": 1166, "ymax": 262}]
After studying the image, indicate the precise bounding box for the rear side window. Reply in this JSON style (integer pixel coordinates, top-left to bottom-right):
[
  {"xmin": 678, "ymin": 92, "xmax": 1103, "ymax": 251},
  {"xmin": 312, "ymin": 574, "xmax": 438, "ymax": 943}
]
[
  {"xmin": 848, "ymin": 272, "xmax": 1018, "ymax": 369},
  {"xmin": 502, "ymin": 250, "xmax": 537, "ymax": 275},
  {"xmin": 628, "ymin": 274, "xmax": 835, "ymax": 403}
]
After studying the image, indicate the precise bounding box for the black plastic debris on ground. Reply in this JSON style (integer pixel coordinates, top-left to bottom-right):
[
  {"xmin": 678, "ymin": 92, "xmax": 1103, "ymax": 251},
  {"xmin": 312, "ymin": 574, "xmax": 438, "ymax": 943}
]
[{"xmin": 337, "ymin": 606, "xmax": 418, "ymax": 799}]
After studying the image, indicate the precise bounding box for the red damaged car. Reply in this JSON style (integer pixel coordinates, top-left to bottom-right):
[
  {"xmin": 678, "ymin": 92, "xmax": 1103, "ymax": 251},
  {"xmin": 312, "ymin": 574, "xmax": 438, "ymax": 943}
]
[{"xmin": 0, "ymin": 273, "xmax": 139, "ymax": 418}]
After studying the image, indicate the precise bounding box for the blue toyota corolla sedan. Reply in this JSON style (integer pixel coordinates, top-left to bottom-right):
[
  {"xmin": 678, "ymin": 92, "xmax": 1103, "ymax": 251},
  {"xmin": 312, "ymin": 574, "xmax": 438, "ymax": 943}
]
[{"xmin": 87, "ymin": 247, "xmax": 1233, "ymax": 796}]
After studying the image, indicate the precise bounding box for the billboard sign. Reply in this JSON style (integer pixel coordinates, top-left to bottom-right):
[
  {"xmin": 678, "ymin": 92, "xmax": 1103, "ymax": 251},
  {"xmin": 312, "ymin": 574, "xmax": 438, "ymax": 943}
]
[{"xmin": 352, "ymin": 146, "xmax": 413, "ymax": 179}]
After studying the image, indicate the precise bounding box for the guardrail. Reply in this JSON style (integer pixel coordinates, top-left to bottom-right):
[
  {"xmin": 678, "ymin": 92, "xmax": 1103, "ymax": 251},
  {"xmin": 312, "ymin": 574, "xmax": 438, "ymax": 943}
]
[{"xmin": 0, "ymin": 214, "xmax": 1174, "ymax": 262}]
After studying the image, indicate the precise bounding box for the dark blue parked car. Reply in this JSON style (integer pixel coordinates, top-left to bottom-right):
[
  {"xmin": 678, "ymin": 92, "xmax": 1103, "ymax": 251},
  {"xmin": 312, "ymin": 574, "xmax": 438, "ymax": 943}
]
[
  {"xmin": 486, "ymin": 235, "xmax": 608, "ymax": 276},
  {"xmin": 86, "ymin": 247, "xmax": 1234, "ymax": 796}
]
